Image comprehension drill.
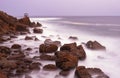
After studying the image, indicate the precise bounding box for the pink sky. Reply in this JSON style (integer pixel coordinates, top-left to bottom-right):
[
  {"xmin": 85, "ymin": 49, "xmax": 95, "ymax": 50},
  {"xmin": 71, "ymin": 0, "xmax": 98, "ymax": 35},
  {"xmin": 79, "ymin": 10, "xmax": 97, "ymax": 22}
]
[{"xmin": 0, "ymin": 0, "xmax": 120, "ymax": 16}]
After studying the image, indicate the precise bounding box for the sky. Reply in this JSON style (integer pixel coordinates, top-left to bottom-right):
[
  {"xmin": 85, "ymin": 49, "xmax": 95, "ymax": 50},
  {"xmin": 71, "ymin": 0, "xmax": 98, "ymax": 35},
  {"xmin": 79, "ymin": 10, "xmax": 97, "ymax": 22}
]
[{"xmin": 0, "ymin": 0, "xmax": 120, "ymax": 16}]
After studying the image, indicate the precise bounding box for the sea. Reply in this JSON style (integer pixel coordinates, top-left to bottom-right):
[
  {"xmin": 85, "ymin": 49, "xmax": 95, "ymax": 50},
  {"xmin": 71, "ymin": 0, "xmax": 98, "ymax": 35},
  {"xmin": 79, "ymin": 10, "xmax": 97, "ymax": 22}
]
[{"xmin": 2, "ymin": 16, "xmax": 120, "ymax": 78}]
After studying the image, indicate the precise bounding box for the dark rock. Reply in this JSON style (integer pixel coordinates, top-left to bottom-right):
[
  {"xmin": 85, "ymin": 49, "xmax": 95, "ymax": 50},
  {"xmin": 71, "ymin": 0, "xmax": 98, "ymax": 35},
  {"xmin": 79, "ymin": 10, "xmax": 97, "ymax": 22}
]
[
  {"xmin": 69, "ymin": 36, "xmax": 78, "ymax": 40},
  {"xmin": 0, "ymin": 46, "xmax": 11, "ymax": 55},
  {"xmin": 75, "ymin": 66, "xmax": 91, "ymax": 78},
  {"xmin": 37, "ymin": 22, "xmax": 42, "ymax": 26},
  {"xmin": 29, "ymin": 62, "xmax": 41, "ymax": 70},
  {"xmin": 39, "ymin": 44, "xmax": 58, "ymax": 53},
  {"xmin": 60, "ymin": 43, "xmax": 86, "ymax": 60},
  {"xmin": 25, "ymin": 48, "xmax": 32, "ymax": 51},
  {"xmin": 33, "ymin": 28, "xmax": 43, "ymax": 33},
  {"xmin": 34, "ymin": 37, "xmax": 39, "ymax": 41},
  {"xmin": 87, "ymin": 68, "xmax": 109, "ymax": 78},
  {"xmin": 15, "ymin": 23, "xmax": 29, "ymax": 32},
  {"xmin": 86, "ymin": 41, "xmax": 106, "ymax": 50},
  {"xmin": 40, "ymin": 54, "xmax": 56, "ymax": 61},
  {"xmin": 43, "ymin": 64, "xmax": 57, "ymax": 71},
  {"xmin": 59, "ymin": 70, "xmax": 70, "ymax": 76},
  {"xmin": 25, "ymin": 36, "xmax": 33, "ymax": 40},
  {"xmin": 18, "ymin": 16, "xmax": 31, "ymax": 26},
  {"xmin": 11, "ymin": 44, "xmax": 21, "ymax": 49},
  {"xmin": 55, "ymin": 51, "xmax": 78, "ymax": 70},
  {"xmin": 0, "ymin": 71, "xmax": 8, "ymax": 78},
  {"xmin": 7, "ymin": 53, "xmax": 25, "ymax": 60},
  {"xmin": 44, "ymin": 39, "xmax": 61, "ymax": 47}
]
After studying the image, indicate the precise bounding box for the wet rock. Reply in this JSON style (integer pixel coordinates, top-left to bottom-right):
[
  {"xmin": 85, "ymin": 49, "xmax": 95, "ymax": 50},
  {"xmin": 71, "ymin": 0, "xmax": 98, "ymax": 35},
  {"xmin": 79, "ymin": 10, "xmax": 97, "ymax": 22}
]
[
  {"xmin": 29, "ymin": 62, "xmax": 41, "ymax": 70},
  {"xmin": 25, "ymin": 47, "xmax": 32, "ymax": 51},
  {"xmin": 0, "ymin": 71, "xmax": 8, "ymax": 78},
  {"xmin": 25, "ymin": 36, "xmax": 33, "ymax": 40},
  {"xmin": 11, "ymin": 44, "xmax": 21, "ymax": 49},
  {"xmin": 34, "ymin": 37, "xmax": 39, "ymax": 41},
  {"xmin": 0, "ymin": 46, "xmax": 11, "ymax": 55},
  {"xmin": 59, "ymin": 70, "xmax": 70, "ymax": 76},
  {"xmin": 43, "ymin": 64, "xmax": 57, "ymax": 71},
  {"xmin": 15, "ymin": 23, "xmax": 29, "ymax": 32},
  {"xmin": 87, "ymin": 68, "xmax": 109, "ymax": 78},
  {"xmin": 7, "ymin": 53, "xmax": 25, "ymax": 60},
  {"xmin": 39, "ymin": 44, "xmax": 58, "ymax": 53},
  {"xmin": 86, "ymin": 41, "xmax": 106, "ymax": 50},
  {"xmin": 37, "ymin": 22, "xmax": 42, "ymax": 26},
  {"xmin": 40, "ymin": 54, "xmax": 56, "ymax": 61},
  {"xmin": 25, "ymin": 75, "xmax": 32, "ymax": 78},
  {"xmin": 60, "ymin": 43, "xmax": 86, "ymax": 60},
  {"xmin": 33, "ymin": 28, "xmax": 43, "ymax": 33},
  {"xmin": 18, "ymin": 16, "xmax": 31, "ymax": 26},
  {"xmin": 55, "ymin": 51, "xmax": 78, "ymax": 70},
  {"xmin": 44, "ymin": 39, "xmax": 61, "ymax": 47},
  {"xmin": 75, "ymin": 66, "xmax": 91, "ymax": 78},
  {"xmin": 69, "ymin": 36, "xmax": 78, "ymax": 40}
]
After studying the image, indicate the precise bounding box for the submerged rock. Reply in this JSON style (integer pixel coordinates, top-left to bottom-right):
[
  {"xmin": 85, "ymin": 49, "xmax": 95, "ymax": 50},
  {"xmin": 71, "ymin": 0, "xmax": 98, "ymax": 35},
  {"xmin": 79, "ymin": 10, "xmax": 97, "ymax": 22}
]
[
  {"xmin": 68, "ymin": 36, "xmax": 78, "ymax": 40},
  {"xmin": 59, "ymin": 70, "xmax": 70, "ymax": 76},
  {"xmin": 86, "ymin": 41, "xmax": 106, "ymax": 50},
  {"xmin": 25, "ymin": 36, "xmax": 33, "ymax": 40},
  {"xmin": 29, "ymin": 62, "xmax": 41, "ymax": 70},
  {"xmin": 39, "ymin": 44, "xmax": 58, "ymax": 53},
  {"xmin": 55, "ymin": 51, "xmax": 78, "ymax": 70}
]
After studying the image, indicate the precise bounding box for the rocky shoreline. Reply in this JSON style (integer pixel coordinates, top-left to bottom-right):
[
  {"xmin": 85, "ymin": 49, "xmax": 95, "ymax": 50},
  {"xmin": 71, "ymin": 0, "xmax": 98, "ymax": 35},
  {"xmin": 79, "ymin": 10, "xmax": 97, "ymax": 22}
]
[{"xmin": 0, "ymin": 11, "xmax": 109, "ymax": 78}]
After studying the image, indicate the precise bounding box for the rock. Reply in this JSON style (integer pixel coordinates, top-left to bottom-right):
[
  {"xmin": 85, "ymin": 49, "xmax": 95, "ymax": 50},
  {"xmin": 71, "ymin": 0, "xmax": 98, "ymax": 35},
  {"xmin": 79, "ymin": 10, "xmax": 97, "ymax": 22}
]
[
  {"xmin": 40, "ymin": 54, "xmax": 56, "ymax": 61},
  {"xmin": 15, "ymin": 23, "xmax": 29, "ymax": 32},
  {"xmin": 69, "ymin": 36, "xmax": 78, "ymax": 40},
  {"xmin": 86, "ymin": 41, "xmax": 106, "ymax": 50},
  {"xmin": 25, "ymin": 36, "xmax": 33, "ymax": 40},
  {"xmin": 7, "ymin": 53, "xmax": 25, "ymax": 60},
  {"xmin": 75, "ymin": 66, "xmax": 91, "ymax": 78},
  {"xmin": 87, "ymin": 68, "xmax": 109, "ymax": 78},
  {"xmin": 39, "ymin": 44, "xmax": 58, "ymax": 53},
  {"xmin": 18, "ymin": 16, "xmax": 31, "ymax": 26},
  {"xmin": 0, "ymin": 46, "xmax": 11, "ymax": 55},
  {"xmin": 25, "ymin": 48, "xmax": 32, "ymax": 51},
  {"xmin": 43, "ymin": 64, "xmax": 57, "ymax": 71},
  {"xmin": 60, "ymin": 43, "xmax": 86, "ymax": 60},
  {"xmin": 37, "ymin": 22, "xmax": 42, "ymax": 26},
  {"xmin": 0, "ymin": 71, "xmax": 8, "ymax": 78},
  {"xmin": 34, "ymin": 37, "xmax": 39, "ymax": 41},
  {"xmin": 55, "ymin": 51, "xmax": 78, "ymax": 70},
  {"xmin": 33, "ymin": 28, "xmax": 43, "ymax": 33},
  {"xmin": 29, "ymin": 62, "xmax": 41, "ymax": 70},
  {"xmin": 59, "ymin": 70, "xmax": 70, "ymax": 76},
  {"xmin": 11, "ymin": 44, "xmax": 21, "ymax": 49},
  {"xmin": 44, "ymin": 39, "xmax": 61, "ymax": 47}
]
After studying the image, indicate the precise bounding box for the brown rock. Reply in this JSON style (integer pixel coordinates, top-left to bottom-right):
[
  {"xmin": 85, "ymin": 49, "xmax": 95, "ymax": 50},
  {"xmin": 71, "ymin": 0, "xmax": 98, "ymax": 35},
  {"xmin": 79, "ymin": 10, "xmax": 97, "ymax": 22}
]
[
  {"xmin": 0, "ymin": 46, "xmax": 11, "ymax": 55},
  {"xmin": 69, "ymin": 36, "xmax": 78, "ymax": 40},
  {"xmin": 40, "ymin": 54, "xmax": 56, "ymax": 61},
  {"xmin": 39, "ymin": 44, "xmax": 58, "ymax": 53},
  {"xmin": 75, "ymin": 66, "xmax": 91, "ymax": 78},
  {"xmin": 25, "ymin": 36, "xmax": 33, "ymax": 40},
  {"xmin": 87, "ymin": 68, "xmax": 109, "ymax": 78},
  {"xmin": 60, "ymin": 43, "xmax": 86, "ymax": 60},
  {"xmin": 43, "ymin": 64, "xmax": 57, "ymax": 71},
  {"xmin": 11, "ymin": 44, "xmax": 21, "ymax": 49},
  {"xmin": 59, "ymin": 70, "xmax": 70, "ymax": 76},
  {"xmin": 15, "ymin": 23, "xmax": 29, "ymax": 32},
  {"xmin": 7, "ymin": 53, "xmax": 25, "ymax": 60},
  {"xmin": 29, "ymin": 62, "xmax": 41, "ymax": 70},
  {"xmin": 86, "ymin": 41, "xmax": 106, "ymax": 50},
  {"xmin": 0, "ymin": 71, "xmax": 8, "ymax": 78},
  {"xmin": 33, "ymin": 28, "xmax": 43, "ymax": 33},
  {"xmin": 18, "ymin": 16, "xmax": 31, "ymax": 26},
  {"xmin": 55, "ymin": 51, "xmax": 78, "ymax": 70},
  {"xmin": 37, "ymin": 22, "xmax": 42, "ymax": 26}
]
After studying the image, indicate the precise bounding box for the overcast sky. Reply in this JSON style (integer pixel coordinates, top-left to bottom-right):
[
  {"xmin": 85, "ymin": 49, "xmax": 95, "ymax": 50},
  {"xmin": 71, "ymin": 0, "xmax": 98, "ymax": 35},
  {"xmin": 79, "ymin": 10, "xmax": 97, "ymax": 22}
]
[{"xmin": 0, "ymin": 0, "xmax": 120, "ymax": 16}]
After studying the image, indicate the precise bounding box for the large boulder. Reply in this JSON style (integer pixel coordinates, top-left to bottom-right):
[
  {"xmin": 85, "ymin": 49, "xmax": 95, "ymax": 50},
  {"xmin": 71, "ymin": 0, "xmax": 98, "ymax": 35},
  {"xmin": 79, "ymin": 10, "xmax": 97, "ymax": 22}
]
[
  {"xmin": 33, "ymin": 28, "xmax": 43, "ymax": 33},
  {"xmin": 39, "ymin": 44, "xmax": 58, "ymax": 53},
  {"xmin": 15, "ymin": 23, "xmax": 29, "ymax": 32},
  {"xmin": 0, "ymin": 71, "xmax": 8, "ymax": 78},
  {"xmin": 60, "ymin": 43, "xmax": 86, "ymax": 60},
  {"xmin": 55, "ymin": 51, "xmax": 78, "ymax": 70},
  {"xmin": 86, "ymin": 41, "xmax": 106, "ymax": 50},
  {"xmin": 0, "ymin": 46, "xmax": 11, "ymax": 55}
]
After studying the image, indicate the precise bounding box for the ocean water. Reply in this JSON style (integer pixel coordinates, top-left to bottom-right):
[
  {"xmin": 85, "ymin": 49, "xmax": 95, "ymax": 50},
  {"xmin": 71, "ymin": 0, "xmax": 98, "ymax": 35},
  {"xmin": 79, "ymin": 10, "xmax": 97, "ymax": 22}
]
[{"xmin": 2, "ymin": 16, "xmax": 120, "ymax": 78}]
